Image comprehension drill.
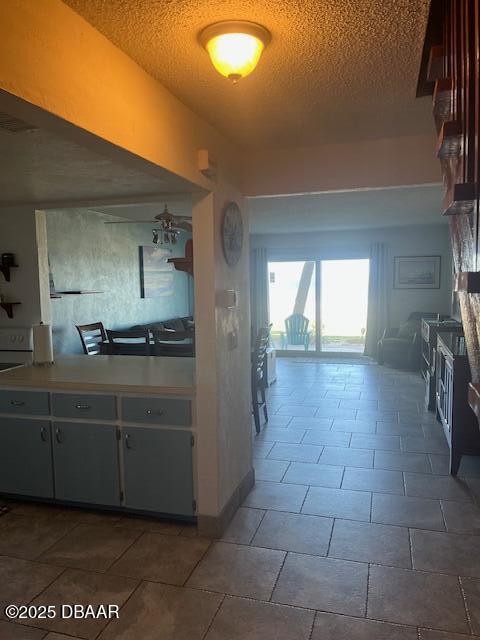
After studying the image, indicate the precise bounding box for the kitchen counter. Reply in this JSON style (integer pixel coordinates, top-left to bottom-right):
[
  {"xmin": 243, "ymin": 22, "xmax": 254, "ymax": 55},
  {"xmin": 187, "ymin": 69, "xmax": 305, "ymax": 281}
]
[{"xmin": 0, "ymin": 355, "xmax": 195, "ymax": 396}]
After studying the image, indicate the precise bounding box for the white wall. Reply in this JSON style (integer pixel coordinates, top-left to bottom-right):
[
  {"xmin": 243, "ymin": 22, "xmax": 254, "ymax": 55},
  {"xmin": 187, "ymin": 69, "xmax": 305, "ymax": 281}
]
[{"xmin": 251, "ymin": 223, "xmax": 452, "ymax": 328}]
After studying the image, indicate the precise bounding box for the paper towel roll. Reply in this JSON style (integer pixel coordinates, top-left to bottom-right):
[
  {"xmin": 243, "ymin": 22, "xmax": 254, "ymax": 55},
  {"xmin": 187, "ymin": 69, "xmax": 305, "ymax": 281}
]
[{"xmin": 33, "ymin": 323, "xmax": 54, "ymax": 365}]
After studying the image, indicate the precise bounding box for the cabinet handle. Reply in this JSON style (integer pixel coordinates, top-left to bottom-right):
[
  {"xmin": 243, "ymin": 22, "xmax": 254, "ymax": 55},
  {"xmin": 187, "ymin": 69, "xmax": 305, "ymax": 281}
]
[
  {"xmin": 125, "ymin": 433, "xmax": 132, "ymax": 449},
  {"xmin": 75, "ymin": 404, "xmax": 91, "ymax": 411},
  {"xmin": 55, "ymin": 428, "xmax": 64, "ymax": 444},
  {"xmin": 146, "ymin": 408, "xmax": 163, "ymax": 416},
  {"xmin": 10, "ymin": 400, "xmax": 25, "ymax": 407},
  {"xmin": 40, "ymin": 426, "xmax": 48, "ymax": 442}
]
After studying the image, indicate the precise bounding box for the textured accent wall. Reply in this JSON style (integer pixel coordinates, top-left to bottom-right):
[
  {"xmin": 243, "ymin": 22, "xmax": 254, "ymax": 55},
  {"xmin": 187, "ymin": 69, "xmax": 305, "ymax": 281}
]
[{"xmin": 47, "ymin": 209, "xmax": 192, "ymax": 355}]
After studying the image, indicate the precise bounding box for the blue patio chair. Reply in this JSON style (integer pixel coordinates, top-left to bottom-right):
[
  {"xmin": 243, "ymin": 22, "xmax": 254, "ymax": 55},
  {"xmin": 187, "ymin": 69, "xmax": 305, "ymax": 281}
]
[{"xmin": 281, "ymin": 314, "xmax": 312, "ymax": 350}]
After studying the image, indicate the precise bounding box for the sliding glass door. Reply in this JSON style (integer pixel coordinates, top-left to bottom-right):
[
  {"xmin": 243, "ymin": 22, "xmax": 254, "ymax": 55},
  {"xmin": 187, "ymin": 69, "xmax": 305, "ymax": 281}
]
[
  {"xmin": 268, "ymin": 261, "xmax": 316, "ymax": 351},
  {"xmin": 268, "ymin": 258, "xmax": 369, "ymax": 354}
]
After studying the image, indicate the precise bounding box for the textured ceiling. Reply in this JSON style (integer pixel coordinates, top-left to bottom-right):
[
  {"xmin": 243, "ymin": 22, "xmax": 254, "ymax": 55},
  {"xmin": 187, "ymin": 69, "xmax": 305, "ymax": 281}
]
[
  {"xmin": 248, "ymin": 184, "xmax": 445, "ymax": 233},
  {"xmin": 0, "ymin": 127, "xmax": 191, "ymax": 207},
  {"xmin": 64, "ymin": 0, "xmax": 432, "ymax": 149}
]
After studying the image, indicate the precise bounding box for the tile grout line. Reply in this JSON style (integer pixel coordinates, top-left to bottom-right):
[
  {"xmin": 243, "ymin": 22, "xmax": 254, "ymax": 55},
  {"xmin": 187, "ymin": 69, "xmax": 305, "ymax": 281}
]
[
  {"xmin": 458, "ymin": 575, "xmax": 475, "ymax": 635},
  {"xmin": 200, "ymin": 593, "xmax": 226, "ymax": 640}
]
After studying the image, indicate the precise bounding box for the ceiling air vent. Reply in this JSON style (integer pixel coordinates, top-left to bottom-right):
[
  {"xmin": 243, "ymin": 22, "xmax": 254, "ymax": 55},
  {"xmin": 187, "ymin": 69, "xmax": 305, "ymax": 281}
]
[{"xmin": 0, "ymin": 111, "xmax": 37, "ymax": 133}]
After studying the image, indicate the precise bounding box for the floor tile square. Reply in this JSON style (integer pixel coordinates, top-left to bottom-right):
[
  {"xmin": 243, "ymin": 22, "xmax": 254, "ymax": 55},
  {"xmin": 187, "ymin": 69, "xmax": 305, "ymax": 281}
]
[
  {"xmin": 220, "ymin": 507, "xmax": 265, "ymax": 544},
  {"xmin": 404, "ymin": 473, "xmax": 472, "ymax": 502},
  {"xmin": 329, "ymin": 519, "xmax": 411, "ymax": 567},
  {"xmin": 401, "ymin": 436, "xmax": 449, "ymax": 454},
  {"xmin": 98, "ymin": 581, "xmax": 222, "ymax": 640},
  {"xmin": 39, "ymin": 524, "xmax": 140, "ymax": 572},
  {"xmin": 0, "ymin": 514, "xmax": 75, "ymax": 560},
  {"xmin": 252, "ymin": 510, "xmax": 333, "ymax": 554},
  {"xmin": 350, "ymin": 434, "xmax": 401, "ymax": 451},
  {"xmin": 243, "ymin": 481, "xmax": 308, "ymax": 512},
  {"xmin": 0, "ymin": 556, "xmax": 63, "ymax": 621},
  {"xmin": 187, "ymin": 542, "xmax": 285, "ymax": 599},
  {"xmin": 302, "ymin": 486, "xmax": 371, "ymax": 521},
  {"xmin": 376, "ymin": 422, "xmax": 422, "ymax": 436},
  {"xmin": 268, "ymin": 443, "xmax": 322, "ymax": 463},
  {"xmin": 0, "ymin": 622, "xmax": 46, "ymax": 639},
  {"xmin": 257, "ymin": 428, "xmax": 305, "ymax": 444},
  {"xmin": 253, "ymin": 441, "xmax": 274, "ymax": 459},
  {"xmin": 272, "ymin": 553, "xmax": 368, "ymax": 615},
  {"xmin": 288, "ymin": 417, "xmax": 333, "ymax": 430},
  {"xmin": 356, "ymin": 410, "xmax": 398, "ymax": 422},
  {"xmin": 204, "ymin": 596, "xmax": 314, "ymax": 640},
  {"xmin": 342, "ymin": 467, "xmax": 404, "ymax": 494},
  {"xmin": 255, "ymin": 458, "xmax": 289, "ymax": 481},
  {"xmin": 332, "ymin": 419, "xmax": 376, "ymax": 433},
  {"xmin": 108, "ymin": 532, "xmax": 210, "ymax": 585},
  {"xmin": 367, "ymin": 565, "xmax": 470, "ymax": 632},
  {"xmin": 411, "ymin": 529, "xmax": 480, "ymax": 577},
  {"xmin": 263, "ymin": 415, "xmax": 293, "ymax": 427},
  {"xmin": 312, "ymin": 611, "xmax": 418, "ymax": 640},
  {"xmin": 302, "ymin": 430, "xmax": 351, "ymax": 447},
  {"xmin": 374, "ymin": 451, "xmax": 431, "ymax": 473},
  {"xmin": 428, "ymin": 453, "xmax": 450, "ymax": 476},
  {"xmin": 320, "ymin": 446, "xmax": 374, "ymax": 468},
  {"xmin": 24, "ymin": 569, "xmax": 137, "ymax": 639},
  {"xmin": 372, "ymin": 493, "xmax": 445, "ymax": 530},
  {"xmin": 315, "ymin": 408, "xmax": 357, "ymax": 420},
  {"xmin": 113, "ymin": 515, "xmax": 184, "ymax": 535},
  {"xmin": 282, "ymin": 462, "xmax": 343, "ymax": 487},
  {"xmin": 441, "ymin": 500, "xmax": 480, "ymax": 534},
  {"xmin": 276, "ymin": 405, "xmax": 317, "ymax": 417}
]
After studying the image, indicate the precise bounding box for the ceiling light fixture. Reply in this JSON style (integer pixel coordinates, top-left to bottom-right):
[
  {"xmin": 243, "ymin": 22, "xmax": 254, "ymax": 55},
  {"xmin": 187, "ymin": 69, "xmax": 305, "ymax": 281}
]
[{"xmin": 199, "ymin": 20, "xmax": 271, "ymax": 83}]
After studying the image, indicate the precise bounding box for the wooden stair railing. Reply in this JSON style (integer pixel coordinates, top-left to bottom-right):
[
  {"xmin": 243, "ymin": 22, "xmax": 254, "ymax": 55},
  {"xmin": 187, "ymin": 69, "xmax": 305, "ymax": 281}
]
[{"xmin": 417, "ymin": 0, "xmax": 480, "ymax": 424}]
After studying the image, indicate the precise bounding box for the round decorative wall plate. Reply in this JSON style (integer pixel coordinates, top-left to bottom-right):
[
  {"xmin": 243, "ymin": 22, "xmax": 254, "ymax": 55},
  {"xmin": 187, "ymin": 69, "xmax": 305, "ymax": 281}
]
[{"xmin": 221, "ymin": 201, "xmax": 243, "ymax": 266}]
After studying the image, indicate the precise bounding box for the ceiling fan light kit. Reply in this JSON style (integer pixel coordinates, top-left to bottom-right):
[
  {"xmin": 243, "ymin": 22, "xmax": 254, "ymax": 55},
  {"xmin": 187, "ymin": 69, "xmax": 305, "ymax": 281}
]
[{"xmin": 199, "ymin": 20, "xmax": 271, "ymax": 82}]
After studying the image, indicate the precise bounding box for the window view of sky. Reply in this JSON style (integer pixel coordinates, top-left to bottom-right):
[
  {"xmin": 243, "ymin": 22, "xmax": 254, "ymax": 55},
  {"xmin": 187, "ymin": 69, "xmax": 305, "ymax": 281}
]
[{"xmin": 268, "ymin": 259, "xmax": 370, "ymax": 352}]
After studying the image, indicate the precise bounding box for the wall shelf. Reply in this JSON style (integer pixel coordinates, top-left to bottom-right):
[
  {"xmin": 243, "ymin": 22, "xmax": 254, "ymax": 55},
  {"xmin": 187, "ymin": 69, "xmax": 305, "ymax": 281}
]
[
  {"xmin": 0, "ymin": 302, "xmax": 21, "ymax": 319},
  {"xmin": 0, "ymin": 263, "xmax": 18, "ymax": 283},
  {"xmin": 50, "ymin": 291, "xmax": 104, "ymax": 298}
]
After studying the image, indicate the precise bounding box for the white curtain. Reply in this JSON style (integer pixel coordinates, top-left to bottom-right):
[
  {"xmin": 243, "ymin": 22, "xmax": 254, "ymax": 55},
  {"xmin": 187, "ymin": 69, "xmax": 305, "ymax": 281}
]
[
  {"xmin": 364, "ymin": 243, "xmax": 389, "ymax": 357},
  {"xmin": 250, "ymin": 247, "xmax": 269, "ymax": 340}
]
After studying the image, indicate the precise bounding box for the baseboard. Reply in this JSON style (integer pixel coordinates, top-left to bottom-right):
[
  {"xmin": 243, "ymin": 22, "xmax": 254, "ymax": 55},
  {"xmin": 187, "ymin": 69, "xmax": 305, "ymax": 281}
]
[{"xmin": 197, "ymin": 466, "xmax": 255, "ymax": 538}]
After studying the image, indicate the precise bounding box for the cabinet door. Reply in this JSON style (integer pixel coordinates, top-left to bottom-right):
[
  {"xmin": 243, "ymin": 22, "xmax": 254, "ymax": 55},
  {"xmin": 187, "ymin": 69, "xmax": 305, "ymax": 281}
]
[
  {"xmin": 0, "ymin": 418, "xmax": 53, "ymax": 497},
  {"xmin": 123, "ymin": 427, "xmax": 194, "ymax": 516},
  {"xmin": 52, "ymin": 422, "xmax": 120, "ymax": 506}
]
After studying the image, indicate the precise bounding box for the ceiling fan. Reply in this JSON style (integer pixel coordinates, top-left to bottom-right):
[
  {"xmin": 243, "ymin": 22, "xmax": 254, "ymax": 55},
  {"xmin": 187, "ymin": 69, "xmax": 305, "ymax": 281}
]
[{"xmin": 103, "ymin": 204, "xmax": 192, "ymax": 246}]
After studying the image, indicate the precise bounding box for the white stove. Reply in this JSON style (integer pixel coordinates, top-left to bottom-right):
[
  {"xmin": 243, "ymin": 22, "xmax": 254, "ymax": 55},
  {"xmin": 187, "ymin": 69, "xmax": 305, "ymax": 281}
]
[{"xmin": 0, "ymin": 327, "xmax": 33, "ymax": 370}]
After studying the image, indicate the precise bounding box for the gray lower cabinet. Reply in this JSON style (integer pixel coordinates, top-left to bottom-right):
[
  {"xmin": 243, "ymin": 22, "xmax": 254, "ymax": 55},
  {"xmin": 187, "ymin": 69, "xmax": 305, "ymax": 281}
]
[
  {"xmin": 123, "ymin": 426, "xmax": 194, "ymax": 516},
  {"xmin": 52, "ymin": 422, "xmax": 120, "ymax": 506},
  {"xmin": 0, "ymin": 417, "xmax": 54, "ymax": 498}
]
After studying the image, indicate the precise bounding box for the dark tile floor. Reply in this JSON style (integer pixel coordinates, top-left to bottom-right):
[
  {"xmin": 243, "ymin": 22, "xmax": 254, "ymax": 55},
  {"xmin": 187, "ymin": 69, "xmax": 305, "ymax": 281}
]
[{"xmin": 1, "ymin": 358, "xmax": 480, "ymax": 639}]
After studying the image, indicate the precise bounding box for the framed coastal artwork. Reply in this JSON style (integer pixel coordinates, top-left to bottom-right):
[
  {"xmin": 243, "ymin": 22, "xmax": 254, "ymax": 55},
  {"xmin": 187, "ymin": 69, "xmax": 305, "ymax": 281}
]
[
  {"xmin": 393, "ymin": 255, "xmax": 441, "ymax": 289},
  {"xmin": 139, "ymin": 246, "xmax": 174, "ymax": 298}
]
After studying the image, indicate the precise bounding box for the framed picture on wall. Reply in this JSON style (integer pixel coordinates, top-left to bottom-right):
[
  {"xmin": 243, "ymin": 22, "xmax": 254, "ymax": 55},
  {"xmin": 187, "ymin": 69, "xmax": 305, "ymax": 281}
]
[
  {"xmin": 393, "ymin": 255, "xmax": 441, "ymax": 289},
  {"xmin": 139, "ymin": 246, "xmax": 174, "ymax": 298}
]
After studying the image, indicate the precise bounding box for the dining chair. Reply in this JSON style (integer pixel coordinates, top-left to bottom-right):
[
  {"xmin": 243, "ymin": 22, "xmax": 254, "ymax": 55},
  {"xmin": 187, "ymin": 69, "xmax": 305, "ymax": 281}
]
[
  {"xmin": 76, "ymin": 322, "xmax": 107, "ymax": 355},
  {"xmin": 106, "ymin": 329, "xmax": 151, "ymax": 356},
  {"xmin": 151, "ymin": 329, "xmax": 195, "ymax": 357},
  {"xmin": 252, "ymin": 326, "xmax": 270, "ymax": 434}
]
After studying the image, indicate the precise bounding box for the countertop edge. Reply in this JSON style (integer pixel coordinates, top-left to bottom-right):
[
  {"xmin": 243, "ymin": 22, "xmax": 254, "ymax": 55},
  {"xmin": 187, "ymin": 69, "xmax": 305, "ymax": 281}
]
[{"xmin": 0, "ymin": 379, "xmax": 195, "ymax": 396}]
